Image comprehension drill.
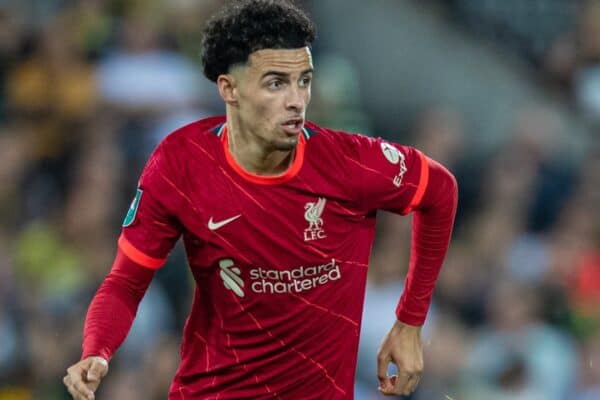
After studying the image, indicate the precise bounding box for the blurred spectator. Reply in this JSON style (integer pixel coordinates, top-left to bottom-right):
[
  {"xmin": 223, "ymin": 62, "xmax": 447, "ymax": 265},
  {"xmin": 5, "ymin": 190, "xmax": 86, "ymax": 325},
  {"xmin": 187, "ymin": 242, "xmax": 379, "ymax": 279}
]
[
  {"xmin": 0, "ymin": 242, "xmax": 23, "ymax": 385},
  {"xmin": 115, "ymin": 281, "xmax": 175, "ymax": 368},
  {"xmin": 414, "ymin": 315, "xmax": 469, "ymax": 400},
  {"xmin": 96, "ymin": 12, "xmax": 203, "ymax": 113},
  {"xmin": 546, "ymin": 152, "xmax": 600, "ymax": 339},
  {"xmin": 62, "ymin": 117, "xmax": 123, "ymax": 276},
  {"xmin": 575, "ymin": 0, "xmax": 600, "ymax": 125},
  {"xmin": 6, "ymin": 15, "xmax": 97, "ymax": 120},
  {"xmin": 14, "ymin": 221, "xmax": 87, "ymax": 301},
  {"xmin": 309, "ymin": 54, "xmax": 374, "ymax": 134},
  {"xmin": 95, "ymin": 7, "xmax": 216, "ymax": 196},
  {"xmin": 459, "ymin": 281, "xmax": 578, "ymax": 400},
  {"xmin": 409, "ymin": 105, "xmax": 477, "ymax": 232},
  {"xmin": 97, "ymin": 370, "xmax": 148, "ymax": 400},
  {"xmin": 575, "ymin": 331, "xmax": 600, "ymax": 400}
]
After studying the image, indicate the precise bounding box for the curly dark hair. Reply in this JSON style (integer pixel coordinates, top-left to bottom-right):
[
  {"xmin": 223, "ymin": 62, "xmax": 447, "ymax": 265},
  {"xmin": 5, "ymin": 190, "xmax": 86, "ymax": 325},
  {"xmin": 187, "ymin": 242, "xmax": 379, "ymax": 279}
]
[{"xmin": 201, "ymin": 0, "xmax": 316, "ymax": 82}]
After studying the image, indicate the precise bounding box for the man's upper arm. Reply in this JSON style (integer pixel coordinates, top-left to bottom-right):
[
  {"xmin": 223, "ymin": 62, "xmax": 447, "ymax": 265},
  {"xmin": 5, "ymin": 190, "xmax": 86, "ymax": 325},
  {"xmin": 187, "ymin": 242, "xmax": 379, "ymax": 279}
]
[
  {"xmin": 118, "ymin": 143, "xmax": 183, "ymax": 269},
  {"xmin": 349, "ymin": 134, "xmax": 429, "ymax": 215}
]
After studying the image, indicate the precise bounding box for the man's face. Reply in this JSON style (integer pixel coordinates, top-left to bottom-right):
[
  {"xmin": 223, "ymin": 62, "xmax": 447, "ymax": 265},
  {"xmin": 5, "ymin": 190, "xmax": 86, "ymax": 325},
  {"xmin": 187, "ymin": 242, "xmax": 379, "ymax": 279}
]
[{"xmin": 232, "ymin": 47, "xmax": 313, "ymax": 151}]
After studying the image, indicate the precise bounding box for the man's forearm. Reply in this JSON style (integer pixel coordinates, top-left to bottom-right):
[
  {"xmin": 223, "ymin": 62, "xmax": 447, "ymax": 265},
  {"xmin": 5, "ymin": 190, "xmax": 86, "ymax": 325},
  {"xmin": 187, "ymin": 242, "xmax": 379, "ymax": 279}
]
[
  {"xmin": 396, "ymin": 157, "xmax": 458, "ymax": 325},
  {"xmin": 82, "ymin": 249, "xmax": 155, "ymax": 360}
]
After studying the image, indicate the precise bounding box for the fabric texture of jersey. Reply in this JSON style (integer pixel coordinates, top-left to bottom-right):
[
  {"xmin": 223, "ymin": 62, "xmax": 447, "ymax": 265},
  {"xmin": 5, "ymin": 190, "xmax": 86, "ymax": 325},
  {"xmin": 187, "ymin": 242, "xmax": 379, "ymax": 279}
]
[{"xmin": 119, "ymin": 116, "xmax": 431, "ymax": 399}]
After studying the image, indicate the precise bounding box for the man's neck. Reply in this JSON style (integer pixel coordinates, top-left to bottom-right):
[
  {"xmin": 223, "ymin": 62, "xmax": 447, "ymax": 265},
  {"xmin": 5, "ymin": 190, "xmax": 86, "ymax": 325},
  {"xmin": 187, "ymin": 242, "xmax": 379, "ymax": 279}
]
[{"xmin": 226, "ymin": 119, "xmax": 294, "ymax": 176}]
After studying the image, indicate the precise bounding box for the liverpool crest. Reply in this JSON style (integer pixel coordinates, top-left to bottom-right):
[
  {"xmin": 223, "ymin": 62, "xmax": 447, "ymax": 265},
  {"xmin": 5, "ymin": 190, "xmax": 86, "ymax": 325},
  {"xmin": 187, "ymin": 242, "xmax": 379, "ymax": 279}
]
[{"xmin": 304, "ymin": 198, "xmax": 327, "ymax": 241}]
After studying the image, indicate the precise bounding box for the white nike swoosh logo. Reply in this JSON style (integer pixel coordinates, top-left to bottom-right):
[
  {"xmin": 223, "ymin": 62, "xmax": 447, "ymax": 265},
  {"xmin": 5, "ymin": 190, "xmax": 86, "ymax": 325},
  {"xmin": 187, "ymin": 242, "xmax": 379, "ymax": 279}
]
[{"xmin": 208, "ymin": 214, "xmax": 241, "ymax": 230}]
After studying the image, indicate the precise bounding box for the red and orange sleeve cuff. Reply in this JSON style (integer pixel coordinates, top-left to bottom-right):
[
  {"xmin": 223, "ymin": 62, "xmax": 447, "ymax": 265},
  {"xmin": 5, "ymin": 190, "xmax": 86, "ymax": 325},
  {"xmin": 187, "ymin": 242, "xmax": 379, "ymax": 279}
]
[
  {"xmin": 396, "ymin": 304, "xmax": 426, "ymax": 327},
  {"xmin": 118, "ymin": 234, "xmax": 166, "ymax": 270}
]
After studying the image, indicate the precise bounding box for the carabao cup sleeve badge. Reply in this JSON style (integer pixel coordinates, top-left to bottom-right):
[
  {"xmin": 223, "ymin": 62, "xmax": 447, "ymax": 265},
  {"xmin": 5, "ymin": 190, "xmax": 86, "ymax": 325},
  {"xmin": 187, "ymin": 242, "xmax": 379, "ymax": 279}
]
[{"xmin": 122, "ymin": 188, "xmax": 143, "ymax": 227}]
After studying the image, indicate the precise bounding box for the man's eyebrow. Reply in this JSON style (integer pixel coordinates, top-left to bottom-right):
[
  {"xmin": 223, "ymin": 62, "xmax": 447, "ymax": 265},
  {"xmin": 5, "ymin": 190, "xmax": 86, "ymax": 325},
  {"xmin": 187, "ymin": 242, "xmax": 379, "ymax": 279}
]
[
  {"xmin": 260, "ymin": 68, "xmax": 314, "ymax": 79},
  {"xmin": 261, "ymin": 71, "xmax": 288, "ymax": 79}
]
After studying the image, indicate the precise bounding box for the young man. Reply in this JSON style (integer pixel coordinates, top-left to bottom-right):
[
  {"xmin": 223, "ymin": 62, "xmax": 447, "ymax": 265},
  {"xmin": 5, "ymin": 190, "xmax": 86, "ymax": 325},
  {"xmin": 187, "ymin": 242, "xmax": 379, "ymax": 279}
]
[{"xmin": 63, "ymin": 1, "xmax": 457, "ymax": 399}]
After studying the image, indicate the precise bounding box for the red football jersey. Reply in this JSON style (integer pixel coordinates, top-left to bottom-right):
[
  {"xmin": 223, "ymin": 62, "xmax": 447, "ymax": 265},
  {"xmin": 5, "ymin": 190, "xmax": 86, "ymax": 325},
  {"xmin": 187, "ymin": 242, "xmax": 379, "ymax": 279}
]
[{"xmin": 119, "ymin": 116, "xmax": 429, "ymax": 399}]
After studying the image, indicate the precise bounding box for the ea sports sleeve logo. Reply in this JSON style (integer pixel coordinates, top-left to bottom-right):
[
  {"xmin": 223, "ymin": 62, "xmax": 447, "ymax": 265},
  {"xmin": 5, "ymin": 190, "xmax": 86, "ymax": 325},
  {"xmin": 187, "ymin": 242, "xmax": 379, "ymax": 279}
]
[{"xmin": 380, "ymin": 142, "xmax": 407, "ymax": 187}]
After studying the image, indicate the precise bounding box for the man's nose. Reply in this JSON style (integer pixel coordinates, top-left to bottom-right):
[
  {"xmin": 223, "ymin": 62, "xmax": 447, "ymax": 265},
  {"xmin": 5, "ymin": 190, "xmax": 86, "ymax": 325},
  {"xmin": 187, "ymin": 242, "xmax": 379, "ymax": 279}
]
[{"xmin": 285, "ymin": 86, "xmax": 306, "ymax": 111}]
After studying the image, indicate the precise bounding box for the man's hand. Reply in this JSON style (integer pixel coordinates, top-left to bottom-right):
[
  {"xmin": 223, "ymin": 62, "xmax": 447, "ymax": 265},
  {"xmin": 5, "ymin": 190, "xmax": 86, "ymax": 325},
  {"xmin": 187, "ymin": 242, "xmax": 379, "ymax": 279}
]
[
  {"xmin": 63, "ymin": 356, "xmax": 109, "ymax": 400},
  {"xmin": 376, "ymin": 320, "xmax": 424, "ymax": 396}
]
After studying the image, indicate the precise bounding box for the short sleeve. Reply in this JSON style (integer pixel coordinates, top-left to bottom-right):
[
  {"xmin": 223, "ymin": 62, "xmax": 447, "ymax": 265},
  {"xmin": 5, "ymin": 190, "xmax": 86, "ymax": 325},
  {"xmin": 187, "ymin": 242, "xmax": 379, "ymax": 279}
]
[
  {"xmin": 118, "ymin": 143, "xmax": 183, "ymax": 269},
  {"xmin": 349, "ymin": 134, "xmax": 429, "ymax": 215}
]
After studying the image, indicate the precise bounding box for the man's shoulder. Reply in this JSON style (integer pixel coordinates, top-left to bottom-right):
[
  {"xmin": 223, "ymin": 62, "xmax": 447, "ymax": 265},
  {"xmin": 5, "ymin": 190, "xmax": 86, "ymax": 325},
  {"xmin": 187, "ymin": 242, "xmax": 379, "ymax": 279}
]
[
  {"xmin": 307, "ymin": 122, "xmax": 412, "ymax": 151},
  {"xmin": 305, "ymin": 121, "xmax": 352, "ymax": 138},
  {"xmin": 144, "ymin": 115, "xmax": 225, "ymax": 175},
  {"xmin": 160, "ymin": 115, "xmax": 226, "ymax": 148},
  {"xmin": 304, "ymin": 121, "xmax": 373, "ymax": 153}
]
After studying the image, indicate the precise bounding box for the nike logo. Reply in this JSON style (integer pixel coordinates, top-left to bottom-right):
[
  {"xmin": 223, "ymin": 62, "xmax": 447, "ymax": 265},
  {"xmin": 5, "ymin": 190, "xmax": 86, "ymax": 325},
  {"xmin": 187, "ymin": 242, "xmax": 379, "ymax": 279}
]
[{"xmin": 208, "ymin": 214, "xmax": 241, "ymax": 230}]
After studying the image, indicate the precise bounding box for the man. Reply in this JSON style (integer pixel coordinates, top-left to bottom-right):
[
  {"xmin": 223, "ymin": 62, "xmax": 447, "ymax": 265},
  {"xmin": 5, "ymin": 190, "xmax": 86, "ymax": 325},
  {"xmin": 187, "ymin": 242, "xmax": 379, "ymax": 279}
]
[{"xmin": 63, "ymin": 1, "xmax": 458, "ymax": 399}]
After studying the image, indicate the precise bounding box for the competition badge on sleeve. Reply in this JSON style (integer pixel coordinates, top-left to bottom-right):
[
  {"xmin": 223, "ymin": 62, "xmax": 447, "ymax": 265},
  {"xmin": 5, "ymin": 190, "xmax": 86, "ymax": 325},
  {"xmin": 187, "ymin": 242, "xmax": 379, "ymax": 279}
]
[
  {"xmin": 122, "ymin": 188, "xmax": 143, "ymax": 227},
  {"xmin": 380, "ymin": 142, "xmax": 407, "ymax": 187}
]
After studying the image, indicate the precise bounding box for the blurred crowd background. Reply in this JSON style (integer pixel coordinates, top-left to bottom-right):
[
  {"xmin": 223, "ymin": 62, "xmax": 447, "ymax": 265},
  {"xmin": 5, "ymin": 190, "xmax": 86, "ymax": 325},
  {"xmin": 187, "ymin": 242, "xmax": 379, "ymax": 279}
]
[{"xmin": 0, "ymin": 0, "xmax": 598, "ymax": 399}]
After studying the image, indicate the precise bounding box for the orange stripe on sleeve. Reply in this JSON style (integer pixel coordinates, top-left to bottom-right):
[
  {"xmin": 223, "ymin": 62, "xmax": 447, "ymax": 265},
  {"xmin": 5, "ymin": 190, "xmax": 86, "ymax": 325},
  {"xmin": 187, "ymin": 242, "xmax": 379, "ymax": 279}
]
[
  {"xmin": 118, "ymin": 234, "xmax": 166, "ymax": 270},
  {"xmin": 401, "ymin": 151, "xmax": 430, "ymax": 214}
]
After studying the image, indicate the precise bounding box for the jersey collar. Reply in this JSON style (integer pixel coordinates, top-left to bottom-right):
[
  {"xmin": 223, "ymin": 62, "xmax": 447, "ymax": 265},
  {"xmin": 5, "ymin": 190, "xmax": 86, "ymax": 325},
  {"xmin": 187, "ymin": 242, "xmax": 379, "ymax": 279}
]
[{"xmin": 219, "ymin": 124, "xmax": 306, "ymax": 185}]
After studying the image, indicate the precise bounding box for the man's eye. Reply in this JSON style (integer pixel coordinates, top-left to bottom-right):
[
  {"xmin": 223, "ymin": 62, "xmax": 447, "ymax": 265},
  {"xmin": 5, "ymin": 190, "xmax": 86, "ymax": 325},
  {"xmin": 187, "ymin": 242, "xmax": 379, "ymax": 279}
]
[
  {"xmin": 300, "ymin": 77, "xmax": 312, "ymax": 87},
  {"xmin": 268, "ymin": 80, "xmax": 283, "ymax": 90}
]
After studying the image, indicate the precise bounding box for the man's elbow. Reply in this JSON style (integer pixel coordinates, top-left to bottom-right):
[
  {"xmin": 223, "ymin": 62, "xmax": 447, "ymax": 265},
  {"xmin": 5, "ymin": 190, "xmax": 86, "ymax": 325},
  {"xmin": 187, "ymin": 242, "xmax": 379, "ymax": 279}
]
[
  {"xmin": 446, "ymin": 168, "xmax": 458, "ymax": 209},
  {"xmin": 426, "ymin": 158, "xmax": 458, "ymax": 213}
]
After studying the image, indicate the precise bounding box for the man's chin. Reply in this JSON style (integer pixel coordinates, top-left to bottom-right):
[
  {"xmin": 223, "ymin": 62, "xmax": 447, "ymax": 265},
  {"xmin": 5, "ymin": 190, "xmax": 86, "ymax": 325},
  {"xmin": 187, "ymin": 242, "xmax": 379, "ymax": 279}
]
[{"xmin": 273, "ymin": 137, "xmax": 299, "ymax": 151}]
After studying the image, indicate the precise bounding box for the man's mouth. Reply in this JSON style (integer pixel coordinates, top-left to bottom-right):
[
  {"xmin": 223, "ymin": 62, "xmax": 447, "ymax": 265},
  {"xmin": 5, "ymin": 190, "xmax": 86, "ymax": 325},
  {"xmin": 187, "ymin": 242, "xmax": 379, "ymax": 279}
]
[{"xmin": 281, "ymin": 118, "xmax": 304, "ymax": 134}]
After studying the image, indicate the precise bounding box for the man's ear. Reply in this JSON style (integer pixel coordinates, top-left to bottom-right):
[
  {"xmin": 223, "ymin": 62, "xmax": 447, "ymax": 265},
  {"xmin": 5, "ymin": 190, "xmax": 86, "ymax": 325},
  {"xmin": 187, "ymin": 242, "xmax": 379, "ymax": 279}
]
[{"xmin": 217, "ymin": 73, "xmax": 239, "ymax": 106}]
